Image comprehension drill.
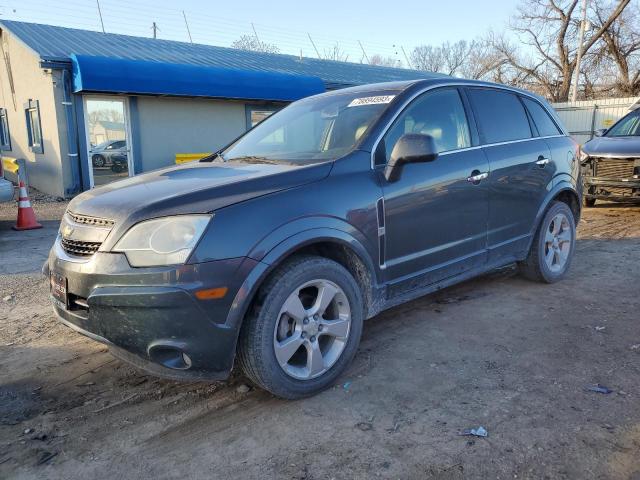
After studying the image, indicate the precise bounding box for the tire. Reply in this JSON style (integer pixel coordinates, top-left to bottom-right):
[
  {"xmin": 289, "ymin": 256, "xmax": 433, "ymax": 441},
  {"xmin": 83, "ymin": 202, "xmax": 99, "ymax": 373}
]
[
  {"xmin": 111, "ymin": 163, "xmax": 125, "ymax": 173},
  {"xmin": 584, "ymin": 197, "xmax": 596, "ymax": 207},
  {"xmin": 518, "ymin": 201, "xmax": 576, "ymax": 283},
  {"xmin": 238, "ymin": 255, "xmax": 364, "ymax": 399},
  {"xmin": 92, "ymin": 154, "xmax": 105, "ymax": 168}
]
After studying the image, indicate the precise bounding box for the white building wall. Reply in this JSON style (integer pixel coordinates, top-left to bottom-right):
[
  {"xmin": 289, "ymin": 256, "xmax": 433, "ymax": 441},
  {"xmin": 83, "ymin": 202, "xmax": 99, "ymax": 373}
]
[
  {"xmin": 135, "ymin": 96, "xmax": 249, "ymax": 173},
  {"xmin": 552, "ymin": 97, "xmax": 640, "ymax": 145},
  {"xmin": 0, "ymin": 29, "xmax": 70, "ymax": 197}
]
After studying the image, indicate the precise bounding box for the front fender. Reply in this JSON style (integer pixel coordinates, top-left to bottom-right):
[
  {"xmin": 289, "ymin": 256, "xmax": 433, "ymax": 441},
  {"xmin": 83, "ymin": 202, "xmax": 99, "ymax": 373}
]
[{"xmin": 224, "ymin": 225, "xmax": 379, "ymax": 329}]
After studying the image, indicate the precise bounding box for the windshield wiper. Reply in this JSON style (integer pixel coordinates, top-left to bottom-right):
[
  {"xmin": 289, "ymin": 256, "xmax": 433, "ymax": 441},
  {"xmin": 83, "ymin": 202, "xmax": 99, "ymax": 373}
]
[
  {"xmin": 227, "ymin": 156, "xmax": 284, "ymax": 165},
  {"xmin": 199, "ymin": 151, "xmax": 225, "ymax": 162}
]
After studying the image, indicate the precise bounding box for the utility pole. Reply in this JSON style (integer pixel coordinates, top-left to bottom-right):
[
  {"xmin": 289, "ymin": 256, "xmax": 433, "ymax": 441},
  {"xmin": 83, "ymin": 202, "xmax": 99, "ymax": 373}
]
[
  {"xmin": 358, "ymin": 40, "xmax": 370, "ymax": 64},
  {"xmin": 307, "ymin": 33, "xmax": 321, "ymax": 59},
  {"xmin": 151, "ymin": 22, "xmax": 159, "ymax": 39},
  {"xmin": 96, "ymin": 0, "xmax": 105, "ymax": 33},
  {"xmin": 571, "ymin": 0, "xmax": 589, "ymax": 102},
  {"xmin": 182, "ymin": 11, "xmax": 193, "ymax": 44}
]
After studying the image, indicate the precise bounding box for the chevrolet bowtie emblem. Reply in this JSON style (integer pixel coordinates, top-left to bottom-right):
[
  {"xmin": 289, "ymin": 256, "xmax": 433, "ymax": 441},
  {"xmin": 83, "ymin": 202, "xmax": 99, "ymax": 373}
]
[{"xmin": 62, "ymin": 225, "xmax": 74, "ymax": 237}]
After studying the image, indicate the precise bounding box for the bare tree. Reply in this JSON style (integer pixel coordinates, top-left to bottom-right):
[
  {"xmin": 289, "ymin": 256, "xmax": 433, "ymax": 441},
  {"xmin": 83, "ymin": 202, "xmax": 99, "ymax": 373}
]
[
  {"xmin": 410, "ymin": 45, "xmax": 444, "ymax": 73},
  {"xmin": 592, "ymin": 0, "xmax": 640, "ymax": 96},
  {"xmin": 494, "ymin": 0, "xmax": 631, "ymax": 101},
  {"xmin": 231, "ymin": 34, "xmax": 280, "ymax": 54},
  {"xmin": 323, "ymin": 43, "xmax": 349, "ymax": 62},
  {"xmin": 410, "ymin": 39, "xmax": 503, "ymax": 79},
  {"xmin": 369, "ymin": 54, "xmax": 401, "ymax": 68}
]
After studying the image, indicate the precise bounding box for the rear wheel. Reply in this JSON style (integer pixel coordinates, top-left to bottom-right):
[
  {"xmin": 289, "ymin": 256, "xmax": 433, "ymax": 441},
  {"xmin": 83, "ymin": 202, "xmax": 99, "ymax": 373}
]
[
  {"xmin": 238, "ymin": 255, "xmax": 363, "ymax": 399},
  {"xmin": 518, "ymin": 201, "xmax": 576, "ymax": 283}
]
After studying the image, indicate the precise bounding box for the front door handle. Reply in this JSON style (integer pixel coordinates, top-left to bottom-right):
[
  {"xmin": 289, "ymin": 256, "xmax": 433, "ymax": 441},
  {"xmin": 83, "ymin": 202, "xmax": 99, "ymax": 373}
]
[
  {"xmin": 467, "ymin": 171, "xmax": 489, "ymax": 184},
  {"xmin": 536, "ymin": 156, "xmax": 550, "ymax": 167}
]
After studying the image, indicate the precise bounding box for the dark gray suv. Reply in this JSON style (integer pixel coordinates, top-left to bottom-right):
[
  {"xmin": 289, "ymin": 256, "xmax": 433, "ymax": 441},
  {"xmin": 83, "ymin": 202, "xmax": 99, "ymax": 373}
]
[{"xmin": 45, "ymin": 79, "xmax": 582, "ymax": 399}]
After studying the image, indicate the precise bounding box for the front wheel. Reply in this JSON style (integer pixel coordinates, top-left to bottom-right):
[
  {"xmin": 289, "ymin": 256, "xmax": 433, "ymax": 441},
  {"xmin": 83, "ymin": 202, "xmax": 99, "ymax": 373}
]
[
  {"xmin": 518, "ymin": 201, "xmax": 576, "ymax": 283},
  {"xmin": 238, "ymin": 255, "xmax": 363, "ymax": 399}
]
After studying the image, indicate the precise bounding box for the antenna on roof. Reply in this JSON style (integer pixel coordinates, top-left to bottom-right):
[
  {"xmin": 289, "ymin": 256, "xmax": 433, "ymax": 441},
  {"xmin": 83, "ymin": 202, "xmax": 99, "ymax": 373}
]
[
  {"xmin": 151, "ymin": 22, "xmax": 159, "ymax": 39},
  {"xmin": 251, "ymin": 23, "xmax": 260, "ymax": 43},
  {"xmin": 95, "ymin": 0, "xmax": 105, "ymax": 33},
  {"xmin": 307, "ymin": 33, "xmax": 321, "ymax": 59},
  {"xmin": 182, "ymin": 11, "xmax": 194, "ymax": 44},
  {"xmin": 358, "ymin": 41, "xmax": 370, "ymax": 64},
  {"xmin": 400, "ymin": 46, "xmax": 412, "ymax": 70}
]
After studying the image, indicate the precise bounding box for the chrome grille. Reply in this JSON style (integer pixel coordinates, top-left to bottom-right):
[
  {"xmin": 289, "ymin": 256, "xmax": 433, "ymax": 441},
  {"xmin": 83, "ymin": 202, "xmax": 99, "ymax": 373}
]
[
  {"xmin": 593, "ymin": 158, "xmax": 636, "ymax": 178},
  {"xmin": 61, "ymin": 238, "xmax": 102, "ymax": 256},
  {"xmin": 67, "ymin": 212, "xmax": 114, "ymax": 228}
]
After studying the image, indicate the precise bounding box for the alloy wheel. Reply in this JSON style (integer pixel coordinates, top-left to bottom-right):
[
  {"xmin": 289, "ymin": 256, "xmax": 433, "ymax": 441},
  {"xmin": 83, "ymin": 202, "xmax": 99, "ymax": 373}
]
[
  {"xmin": 544, "ymin": 212, "xmax": 572, "ymax": 272},
  {"xmin": 273, "ymin": 279, "xmax": 351, "ymax": 380}
]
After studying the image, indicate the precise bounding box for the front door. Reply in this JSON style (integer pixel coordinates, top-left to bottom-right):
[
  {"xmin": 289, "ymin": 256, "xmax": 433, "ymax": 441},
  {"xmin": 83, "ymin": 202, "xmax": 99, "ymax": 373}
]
[
  {"xmin": 83, "ymin": 96, "xmax": 134, "ymax": 188},
  {"xmin": 377, "ymin": 88, "xmax": 489, "ymax": 293}
]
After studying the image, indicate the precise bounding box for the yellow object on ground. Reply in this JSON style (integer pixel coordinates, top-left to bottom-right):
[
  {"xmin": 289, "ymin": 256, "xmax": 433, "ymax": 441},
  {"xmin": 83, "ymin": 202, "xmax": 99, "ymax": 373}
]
[
  {"xmin": 175, "ymin": 153, "xmax": 212, "ymax": 164},
  {"xmin": 2, "ymin": 156, "xmax": 19, "ymax": 174}
]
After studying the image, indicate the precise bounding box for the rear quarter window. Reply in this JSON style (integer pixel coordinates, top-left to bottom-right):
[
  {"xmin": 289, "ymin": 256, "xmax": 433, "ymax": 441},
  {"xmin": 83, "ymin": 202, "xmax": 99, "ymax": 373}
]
[
  {"xmin": 467, "ymin": 88, "xmax": 532, "ymax": 144},
  {"xmin": 522, "ymin": 97, "xmax": 562, "ymax": 137}
]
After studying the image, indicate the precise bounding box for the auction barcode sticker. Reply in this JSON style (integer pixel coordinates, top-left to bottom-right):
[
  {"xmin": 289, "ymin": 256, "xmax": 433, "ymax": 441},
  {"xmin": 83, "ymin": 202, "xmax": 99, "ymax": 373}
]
[{"xmin": 347, "ymin": 95, "xmax": 396, "ymax": 107}]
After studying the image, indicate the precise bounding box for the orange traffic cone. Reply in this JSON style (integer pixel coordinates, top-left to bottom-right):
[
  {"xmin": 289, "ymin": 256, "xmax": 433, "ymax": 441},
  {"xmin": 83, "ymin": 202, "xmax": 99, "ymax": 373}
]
[{"xmin": 12, "ymin": 181, "xmax": 42, "ymax": 231}]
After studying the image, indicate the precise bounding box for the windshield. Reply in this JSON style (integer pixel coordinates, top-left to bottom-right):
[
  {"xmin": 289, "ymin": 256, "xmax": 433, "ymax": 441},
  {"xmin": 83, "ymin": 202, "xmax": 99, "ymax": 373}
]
[
  {"xmin": 606, "ymin": 110, "xmax": 640, "ymax": 137},
  {"xmin": 222, "ymin": 91, "xmax": 398, "ymax": 165}
]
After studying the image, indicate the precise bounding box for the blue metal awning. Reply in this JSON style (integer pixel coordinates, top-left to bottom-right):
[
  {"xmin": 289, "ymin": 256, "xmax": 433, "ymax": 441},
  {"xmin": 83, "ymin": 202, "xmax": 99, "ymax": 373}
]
[{"xmin": 71, "ymin": 54, "xmax": 326, "ymax": 101}]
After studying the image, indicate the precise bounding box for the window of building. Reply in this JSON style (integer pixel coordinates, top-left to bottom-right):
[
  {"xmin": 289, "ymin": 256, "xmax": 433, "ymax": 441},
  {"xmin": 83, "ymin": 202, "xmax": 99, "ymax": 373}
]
[
  {"xmin": 467, "ymin": 88, "xmax": 532, "ymax": 144},
  {"xmin": 245, "ymin": 105, "xmax": 281, "ymax": 129},
  {"xmin": 521, "ymin": 97, "xmax": 562, "ymax": 137},
  {"xmin": 25, "ymin": 99, "xmax": 43, "ymax": 154},
  {"xmin": 0, "ymin": 108, "xmax": 11, "ymax": 151},
  {"xmin": 381, "ymin": 88, "xmax": 471, "ymax": 163}
]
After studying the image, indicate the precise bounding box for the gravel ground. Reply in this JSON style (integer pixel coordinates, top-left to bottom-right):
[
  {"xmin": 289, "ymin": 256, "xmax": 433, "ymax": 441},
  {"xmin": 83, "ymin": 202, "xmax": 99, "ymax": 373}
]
[{"xmin": 1, "ymin": 192, "xmax": 639, "ymax": 479}]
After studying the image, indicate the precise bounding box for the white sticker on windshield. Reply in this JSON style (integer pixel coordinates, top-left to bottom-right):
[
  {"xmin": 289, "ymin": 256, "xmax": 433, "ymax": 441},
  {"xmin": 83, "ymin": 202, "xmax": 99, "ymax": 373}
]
[{"xmin": 347, "ymin": 95, "xmax": 396, "ymax": 107}]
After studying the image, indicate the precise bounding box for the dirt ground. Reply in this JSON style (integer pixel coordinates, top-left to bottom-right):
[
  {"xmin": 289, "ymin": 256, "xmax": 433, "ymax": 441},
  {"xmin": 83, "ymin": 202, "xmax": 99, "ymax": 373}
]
[{"xmin": 1, "ymin": 193, "xmax": 639, "ymax": 480}]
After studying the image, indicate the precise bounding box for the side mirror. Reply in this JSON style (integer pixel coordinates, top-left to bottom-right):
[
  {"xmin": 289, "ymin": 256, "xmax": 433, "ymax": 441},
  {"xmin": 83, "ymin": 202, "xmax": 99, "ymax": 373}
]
[
  {"xmin": 384, "ymin": 133, "xmax": 438, "ymax": 182},
  {"xmin": 594, "ymin": 128, "xmax": 607, "ymax": 137}
]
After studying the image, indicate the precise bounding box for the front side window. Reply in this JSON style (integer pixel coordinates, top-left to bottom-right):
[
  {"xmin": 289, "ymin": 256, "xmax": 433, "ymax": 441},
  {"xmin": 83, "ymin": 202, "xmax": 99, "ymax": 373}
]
[
  {"xmin": 467, "ymin": 89, "xmax": 531, "ymax": 144},
  {"xmin": 0, "ymin": 108, "xmax": 10, "ymax": 150},
  {"xmin": 606, "ymin": 110, "xmax": 640, "ymax": 137},
  {"xmin": 25, "ymin": 99, "xmax": 43, "ymax": 154},
  {"xmin": 522, "ymin": 97, "xmax": 562, "ymax": 137},
  {"xmin": 223, "ymin": 91, "xmax": 398, "ymax": 165},
  {"xmin": 381, "ymin": 88, "xmax": 471, "ymax": 164}
]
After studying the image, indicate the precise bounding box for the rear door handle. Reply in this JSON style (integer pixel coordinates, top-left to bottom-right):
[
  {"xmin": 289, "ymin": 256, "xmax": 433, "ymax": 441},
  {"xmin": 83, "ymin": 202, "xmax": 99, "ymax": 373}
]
[
  {"xmin": 467, "ymin": 171, "xmax": 489, "ymax": 183},
  {"xmin": 536, "ymin": 156, "xmax": 550, "ymax": 167}
]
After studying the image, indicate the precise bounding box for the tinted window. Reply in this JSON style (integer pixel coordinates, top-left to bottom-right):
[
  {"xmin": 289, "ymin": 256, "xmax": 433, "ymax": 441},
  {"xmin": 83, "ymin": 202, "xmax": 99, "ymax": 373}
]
[
  {"xmin": 468, "ymin": 89, "xmax": 531, "ymax": 144},
  {"xmin": 522, "ymin": 97, "xmax": 561, "ymax": 137},
  {"xmin": 382, "ymin": 88, "xmax": 471, "ymax": 162}
]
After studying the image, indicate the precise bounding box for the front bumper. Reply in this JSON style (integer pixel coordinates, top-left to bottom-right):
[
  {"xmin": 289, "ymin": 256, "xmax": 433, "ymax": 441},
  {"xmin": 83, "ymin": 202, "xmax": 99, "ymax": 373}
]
[
  {"xmin": 584, "ymin": 176, "xmax": 640, "ymax": 202},
  {"xmin": 45, "ymin": 237, "xmax": 258, "ymax": 380}
]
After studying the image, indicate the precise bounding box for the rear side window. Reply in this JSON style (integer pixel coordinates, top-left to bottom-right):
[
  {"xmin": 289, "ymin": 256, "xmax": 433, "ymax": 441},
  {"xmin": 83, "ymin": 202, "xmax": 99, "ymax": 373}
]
[
  {"xmin": 467, "ymin": 89, "xmax": 531, "ymax": 144},
  {"xmin": 522, "ymin": 97, "xmax": 562, "ymax": 137}
]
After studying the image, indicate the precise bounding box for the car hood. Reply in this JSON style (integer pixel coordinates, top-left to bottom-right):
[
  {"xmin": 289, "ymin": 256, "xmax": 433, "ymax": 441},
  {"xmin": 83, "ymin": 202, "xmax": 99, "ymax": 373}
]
[
  {"xmin": 68, "ymin": 160, "xmax": 332, "ymax": 235},
  {"xmin": 583, "ymin": 136, "xmax": 640, "ymax": 157}
]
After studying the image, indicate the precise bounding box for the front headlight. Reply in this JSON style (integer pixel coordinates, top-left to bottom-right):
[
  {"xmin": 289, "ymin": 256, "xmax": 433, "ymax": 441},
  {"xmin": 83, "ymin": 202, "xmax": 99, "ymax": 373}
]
[{"xmin": 113, "ymin": 215, "xmax": 211, "ymax": 267}]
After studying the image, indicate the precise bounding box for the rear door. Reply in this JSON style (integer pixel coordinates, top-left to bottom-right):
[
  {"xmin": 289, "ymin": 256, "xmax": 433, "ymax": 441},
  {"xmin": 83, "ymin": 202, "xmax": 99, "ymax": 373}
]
[{"xmin": 466, "ymin": 88, "xmax": 554, "ymax": 264}]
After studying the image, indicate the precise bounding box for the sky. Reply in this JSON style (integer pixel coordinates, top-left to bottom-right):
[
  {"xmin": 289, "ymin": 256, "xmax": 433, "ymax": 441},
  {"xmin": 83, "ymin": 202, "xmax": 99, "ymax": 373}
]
[{"xmin": 0, "ymin": 0, "xmax": 519, "ymax": 66}]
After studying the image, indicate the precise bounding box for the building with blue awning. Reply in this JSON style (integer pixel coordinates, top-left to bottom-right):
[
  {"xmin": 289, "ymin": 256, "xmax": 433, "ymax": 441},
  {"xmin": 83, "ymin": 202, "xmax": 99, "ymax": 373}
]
[{"xmin": 0, "ymin": 20, "xmax": 440, "ymax": 197}]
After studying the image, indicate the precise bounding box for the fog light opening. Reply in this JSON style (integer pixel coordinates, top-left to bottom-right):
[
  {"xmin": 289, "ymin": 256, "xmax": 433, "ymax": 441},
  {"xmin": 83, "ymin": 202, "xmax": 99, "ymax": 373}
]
[{"xmin": 149, "ymin": 345, "xmax": 192, "ymax": 370}]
